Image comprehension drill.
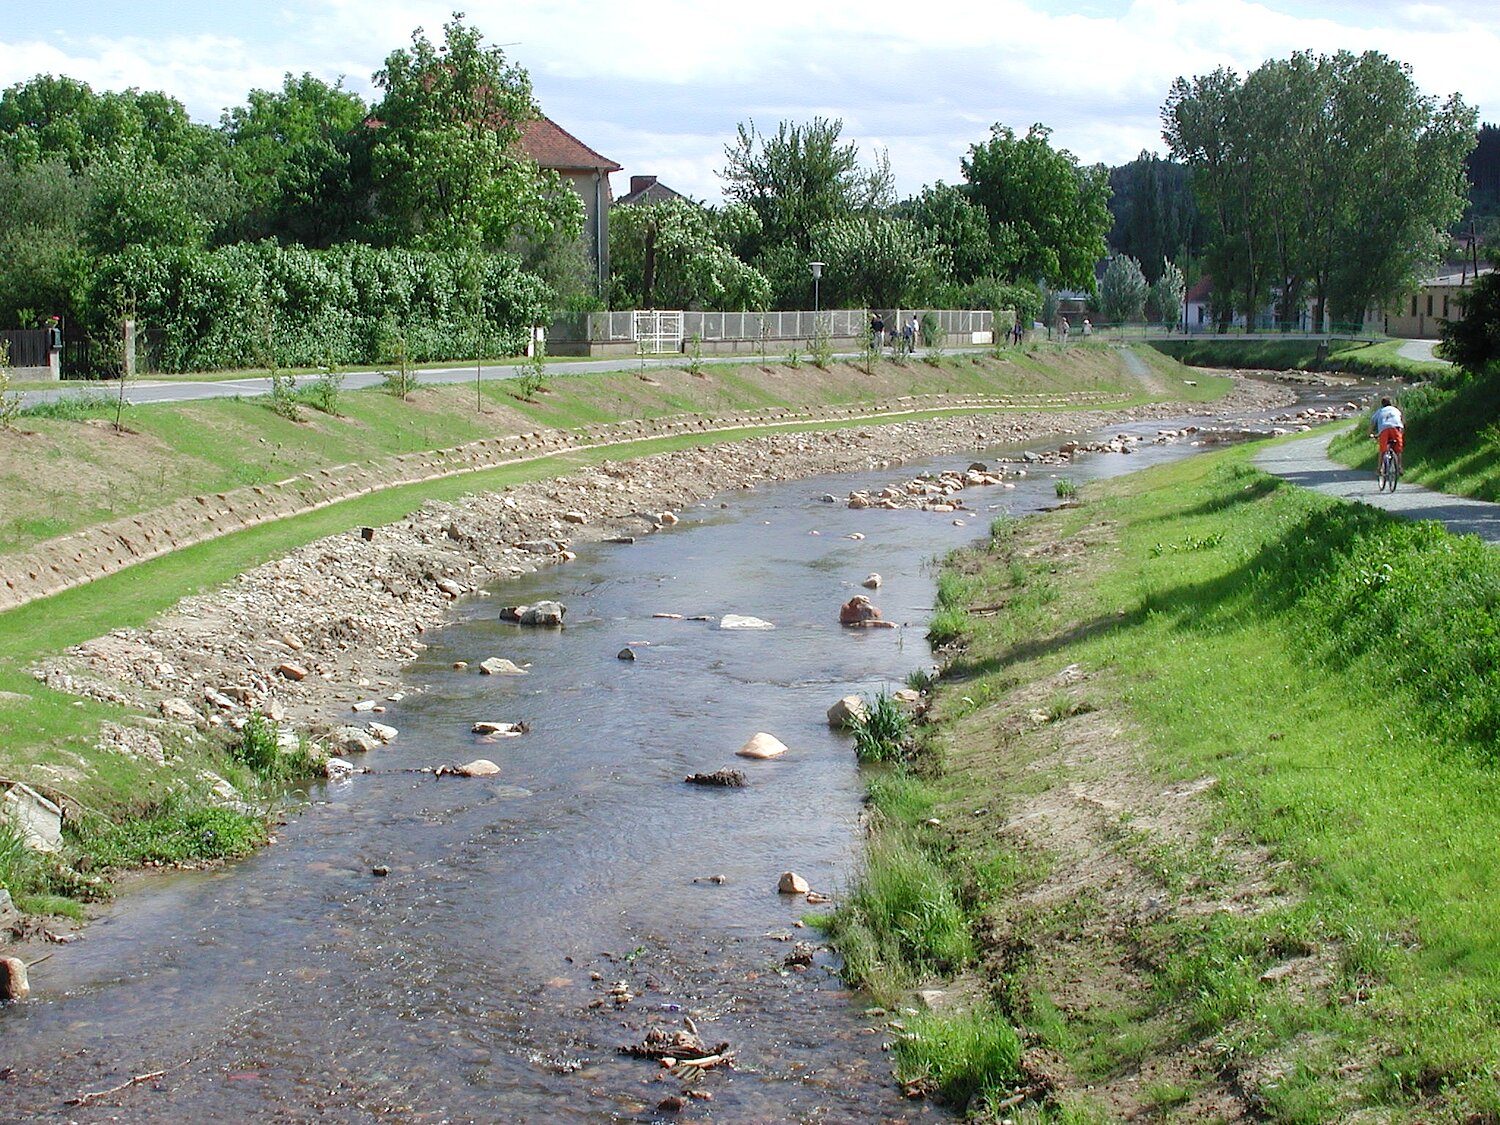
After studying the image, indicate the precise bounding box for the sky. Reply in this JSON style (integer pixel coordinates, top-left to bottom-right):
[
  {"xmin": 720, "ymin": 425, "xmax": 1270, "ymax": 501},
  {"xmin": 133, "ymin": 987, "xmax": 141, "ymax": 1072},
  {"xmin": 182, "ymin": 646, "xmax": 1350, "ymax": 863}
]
[{"xmin": 1, "ymin": 0, "xmax": 1496, "ymax": 203}]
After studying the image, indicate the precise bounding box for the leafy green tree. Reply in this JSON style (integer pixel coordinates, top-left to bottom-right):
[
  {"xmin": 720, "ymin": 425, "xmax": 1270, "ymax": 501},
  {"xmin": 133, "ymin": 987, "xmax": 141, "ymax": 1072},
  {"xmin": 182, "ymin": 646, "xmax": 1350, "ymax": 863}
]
[
  {"xmin": 960, "ymin": 124, "xmax": 1112, "ymax": 292},
  {"xmin": 909, "ymin": 182, "xmax": 1015, "ymax": 284},
  {"xmin": 1166, "ymin": 51, "xmax": 1476, "ymax": 331},
  {"xmin": 1441, "ymin": 272, "xmax": 1500, "ymax": 373},
  {"xmin": 0, "ymin": 76, "xmax": 221, "ymax": 173},
  {"xmin": 1107, "ymin": 152, "xmax": 1203, "ymax": 281},
  {"xmin": 370, "ymin": 15, "xmax": 581, "ymax": 251},
  {"xmin": 1147, "ymin": 259, "xmax": 1186, "ymax": 325},
  {"xmin": 719, "ymin": 116, "xmax": 893, "ymax": 305},
  {"xmin": 1099, "ymin": 254, "xmax": 1148, "ymax": 323},
  {"xmin": 221, "ymin": 73, "xmax": 370, "ymax": 246},
  {"xmin": 810, "ymin": 216, "xmax": 946, "ymax": 309},
  {"xmin": 609, "ymin": 199, "xmax": 770, "ymax": 310},
  {"xmin": 0, "ymin": 156, "xmax": 92, "ymax": 325}
]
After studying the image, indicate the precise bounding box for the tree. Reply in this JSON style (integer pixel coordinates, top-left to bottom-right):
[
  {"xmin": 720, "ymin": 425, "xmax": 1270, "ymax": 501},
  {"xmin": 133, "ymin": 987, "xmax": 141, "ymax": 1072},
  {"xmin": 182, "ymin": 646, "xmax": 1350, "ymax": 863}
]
[
  {"xmin": 1166, "ymin": 51, "xmax": 1476, "ymax": 331},
  {"xmin": 809, "ymin": 216, "xmax": 946, "ymax": 309},
  {"xmin": 609, "ymin": 199, "xmax": 770, "ymax": 310},
  {"xmin": 1099, "ymin": 255, "xmax": 1148, "ymax": 323},
  {"xmin": 1147, "ymin": 259, "xmax": 1186, "ymax": 326},
  {"xmin": 1107, "ymin": 153, "xmax": 1203, "ymax": 280},
  {"xmin": 370, "ymin": 15, "xmax": 581, "ymax": 251},
  {"xmin": 960, "ymin": 124, "xmax": 1112, "ymax": 291},
  {"xmin": 718, "ymin": 116, "xmax": 893, "ymax": 305},
  {"xmin": 0, "ymin": 156, "xmax": 92, "ymax": 325},
  {"xmin": 221, "ymin": 73, "xmax": 370, "ymax": 246},
  {"xmin": 0, "ymin": 75, "xmax": 221, "ymax": 174},
  {"xmin": 909, "ymin": 181, "xmax": 1015, "ymax": 284},
  {"xmin": 1440, "ymin": 272, "xmax": 1500, "ymax": 373}
]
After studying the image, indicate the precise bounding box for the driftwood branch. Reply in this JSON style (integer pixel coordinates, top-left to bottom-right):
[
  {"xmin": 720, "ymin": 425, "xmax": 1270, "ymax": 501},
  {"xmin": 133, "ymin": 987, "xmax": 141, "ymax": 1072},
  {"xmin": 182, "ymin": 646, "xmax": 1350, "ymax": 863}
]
[{"xmin": 65, "ymin": 1060, "xmax": 186, "ymax": 1107}]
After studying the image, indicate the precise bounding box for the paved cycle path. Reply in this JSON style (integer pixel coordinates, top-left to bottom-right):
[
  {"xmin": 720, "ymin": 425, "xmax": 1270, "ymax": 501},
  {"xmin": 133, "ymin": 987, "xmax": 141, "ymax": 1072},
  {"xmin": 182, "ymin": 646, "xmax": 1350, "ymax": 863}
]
[{"xmin": 1254, "ymin": 431, "xmax": 1500, "ymax": 544}]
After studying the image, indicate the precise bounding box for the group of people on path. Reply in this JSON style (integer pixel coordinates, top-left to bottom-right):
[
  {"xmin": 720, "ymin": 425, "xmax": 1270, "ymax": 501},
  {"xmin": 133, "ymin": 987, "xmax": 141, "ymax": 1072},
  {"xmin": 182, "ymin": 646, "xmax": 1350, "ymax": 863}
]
[{"xmin": 869, "ymin": 311, "xmax": 919, "ymax": 352}]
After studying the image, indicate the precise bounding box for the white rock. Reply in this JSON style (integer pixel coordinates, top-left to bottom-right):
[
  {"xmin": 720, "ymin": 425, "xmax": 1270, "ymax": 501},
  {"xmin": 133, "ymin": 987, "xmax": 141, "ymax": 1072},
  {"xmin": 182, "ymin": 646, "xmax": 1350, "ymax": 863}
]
[
  {"xmin": 562, "ymin": 511, "xmax": 588, "ymax": 524},
  {"xmin": 862, "ymin": 573, "xmax": 882, "ymax": 589},
  {"xmin": 519, "ymin": 600, "xmax": 566, "ymax": 627},
  {"xmin": 1, "ymin": 782, "xmax": 63, "ymax": 853},
  {"xmin": 472, "ymin": 721, "xmax": 525, "ymax": 736},
  {"xmin": 827, "ymin": 695, "xmax": 869, "ymax": 728},
  {"xmin": 455, "ymin": 759, "xmax": 501, "ymax": 777},
  {"xmin": 324, "ymin": 757, "xmax": 356, "ymax": 779},
  {"xmin": 159, "ymin": 698, "xmax": 199, "ymax": 722},
  {"xmin": 777, "ymin": 871, "xmax": 810, "ymax": 895},
  {"xmin": 367, "ymin": 722, "xmax": 398, "ymax": 743},
  {"xmin": 351, "ymin": 699, "xmax": 378, "ymax": 713},
  {"xmin": 479, "ymin": 658, "xmax": 528, "ymax": 676},
  {"xmin": 720, "ymin": 614, "xmax": 775, "ymax": 630},
  {"xmin": 736, "ymin": 732, "xmax": 789, "ymax": 760}
]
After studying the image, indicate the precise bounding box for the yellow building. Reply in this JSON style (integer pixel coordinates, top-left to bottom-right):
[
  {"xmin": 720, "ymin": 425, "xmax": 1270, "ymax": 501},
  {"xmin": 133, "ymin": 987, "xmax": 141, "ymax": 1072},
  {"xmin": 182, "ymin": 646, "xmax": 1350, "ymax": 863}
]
[{"xmin": 1377, "ymin": 267, "xmax": 1494, "ymax": 339}]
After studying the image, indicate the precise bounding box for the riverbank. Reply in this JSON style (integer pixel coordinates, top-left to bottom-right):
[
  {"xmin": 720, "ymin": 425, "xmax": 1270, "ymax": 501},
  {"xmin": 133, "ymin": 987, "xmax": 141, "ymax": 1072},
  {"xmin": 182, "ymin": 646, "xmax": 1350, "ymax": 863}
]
[{"xmin": 847, "ymin": 445, "xmax": 1500, "ymax": 1122}]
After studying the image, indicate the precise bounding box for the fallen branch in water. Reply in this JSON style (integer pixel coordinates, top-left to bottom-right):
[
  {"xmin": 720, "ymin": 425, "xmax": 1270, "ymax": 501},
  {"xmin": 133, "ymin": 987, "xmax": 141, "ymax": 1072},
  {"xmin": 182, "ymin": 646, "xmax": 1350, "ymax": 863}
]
[{"xmin": 65, "ymin": 1060, "xmax": 186, "ymax": 1106}]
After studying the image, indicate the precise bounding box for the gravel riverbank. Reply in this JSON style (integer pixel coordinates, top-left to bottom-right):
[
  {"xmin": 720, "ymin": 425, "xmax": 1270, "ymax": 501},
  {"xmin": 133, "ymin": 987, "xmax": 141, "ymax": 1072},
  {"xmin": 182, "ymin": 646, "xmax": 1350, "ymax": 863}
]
[{"xmin": 31, "ymin": 380, "xmax": 1296, "ymax": 777}]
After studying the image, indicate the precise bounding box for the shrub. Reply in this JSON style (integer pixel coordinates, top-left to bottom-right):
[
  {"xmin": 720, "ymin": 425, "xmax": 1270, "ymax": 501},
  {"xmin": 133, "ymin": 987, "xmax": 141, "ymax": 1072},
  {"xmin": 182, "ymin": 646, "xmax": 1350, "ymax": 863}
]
[
  {"xmin": 893, "ymin": 1006, "xmax": 1023, "ymax": 1111},
  {"xmin": 87, "ymin": 241, "xmax": 552, "ymax": 373},
  {"xmin": 831, "ymin": 828, "xmax": 975, "ymax": 990},
  {"xmin": 849, "ymin": 692, "xmax": 912, "ymax": 762},
  {"xmin": 232, "ymin": 713, "xmax": 318, "ymax": 782}
]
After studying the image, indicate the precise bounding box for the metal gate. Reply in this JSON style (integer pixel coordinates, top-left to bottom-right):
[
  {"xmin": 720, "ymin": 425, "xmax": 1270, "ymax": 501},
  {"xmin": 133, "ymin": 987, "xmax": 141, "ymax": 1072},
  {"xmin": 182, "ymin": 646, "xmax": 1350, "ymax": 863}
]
[{"xmin": 632, "ymin": 310, "xmax": 684, "ymax": 353}]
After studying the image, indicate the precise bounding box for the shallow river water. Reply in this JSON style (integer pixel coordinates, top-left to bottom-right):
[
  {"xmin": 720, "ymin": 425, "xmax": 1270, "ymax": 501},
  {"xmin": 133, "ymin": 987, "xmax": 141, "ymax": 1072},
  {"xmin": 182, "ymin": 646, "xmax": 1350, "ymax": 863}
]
[{"xmin": 0, "ymin": 400, "xmax": 1338, "ymax": 1123}]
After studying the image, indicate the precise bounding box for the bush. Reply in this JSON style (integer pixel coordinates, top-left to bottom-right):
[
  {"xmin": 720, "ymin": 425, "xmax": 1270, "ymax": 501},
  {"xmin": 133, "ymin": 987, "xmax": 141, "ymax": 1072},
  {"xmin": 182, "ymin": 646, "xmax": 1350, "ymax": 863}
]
[
  {"xmin": 232, "ymin": 713, "xmax": 319, "ymax": 782},
  {"xmin": 79, "ymin": 799, "xmax": 267, "ymax": 869},
  {"xmin": 831, "ymin": 829, "xmax": 975, "ymax": 989},
  {"xmin": 893, "ymin": 1006, "xmax": 1023, "ymax": 1111},
  {"xmin": 87, "ymin": 241, "xmax": 552, "ymax": 373},
  {"xmin": 849, "ymin": 692, "xmax": 912, "ymax": 762}
]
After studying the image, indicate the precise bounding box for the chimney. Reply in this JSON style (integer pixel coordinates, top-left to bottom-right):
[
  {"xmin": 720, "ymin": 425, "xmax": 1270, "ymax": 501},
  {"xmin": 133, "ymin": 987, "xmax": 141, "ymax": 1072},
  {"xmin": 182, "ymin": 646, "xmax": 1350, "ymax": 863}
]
[{"xmin": 629, "ymin": 175, "xmax": 657, "ymax": 195}]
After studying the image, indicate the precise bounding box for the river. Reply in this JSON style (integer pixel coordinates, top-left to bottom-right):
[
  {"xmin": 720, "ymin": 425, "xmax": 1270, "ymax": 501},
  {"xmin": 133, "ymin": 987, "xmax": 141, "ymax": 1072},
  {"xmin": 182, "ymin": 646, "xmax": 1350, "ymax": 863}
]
[{"xmin": 0, "ymin": 394, "xmax": 1348, "ymax": 1122}]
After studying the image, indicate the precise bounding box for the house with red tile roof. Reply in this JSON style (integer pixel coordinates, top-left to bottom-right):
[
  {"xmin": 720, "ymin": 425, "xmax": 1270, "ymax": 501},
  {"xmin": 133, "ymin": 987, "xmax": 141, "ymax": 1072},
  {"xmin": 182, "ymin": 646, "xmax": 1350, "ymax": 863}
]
[
  {"xmin": 517, "ymin": 117, "xmax": 621, "ymax": 291},
  {"xmin": 616, "ymin": 175, "xmax": 689, "ymax": 207}
]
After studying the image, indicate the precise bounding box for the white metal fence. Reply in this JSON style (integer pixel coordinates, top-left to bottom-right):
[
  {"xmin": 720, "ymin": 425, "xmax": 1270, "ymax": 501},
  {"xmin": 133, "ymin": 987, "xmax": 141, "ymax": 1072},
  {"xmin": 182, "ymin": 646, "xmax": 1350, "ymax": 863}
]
[{"xmin": 549, "ymin": 308, "xmax": 994, "ymax": 350}]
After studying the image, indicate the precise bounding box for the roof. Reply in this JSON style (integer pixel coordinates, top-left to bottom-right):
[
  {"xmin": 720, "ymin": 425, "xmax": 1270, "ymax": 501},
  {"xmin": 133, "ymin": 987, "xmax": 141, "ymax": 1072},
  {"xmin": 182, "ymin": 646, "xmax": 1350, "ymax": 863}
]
[
  {"xmin": 1418, "ymin": 266, "xmax": 1494, "ymax": 288},
  {"xmin": 1185, "ymin": 276, "xmax": 1213, "ymax": 303},
  {"xmin": 518, "ymin": 117, "xmax": 621, "ymax": 173},
  {"xmin": 617, "ymin": 176, "xmax": 689, "ymax": 206}
]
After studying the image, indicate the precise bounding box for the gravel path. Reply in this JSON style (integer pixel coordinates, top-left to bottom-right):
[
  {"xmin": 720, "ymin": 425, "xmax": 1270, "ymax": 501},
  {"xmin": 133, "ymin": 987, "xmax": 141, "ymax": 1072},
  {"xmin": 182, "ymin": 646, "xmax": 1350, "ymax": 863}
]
[
  {"xmin": 1396, "ymin": 338, "xmax": 1449, "ymax": 364},
  {"xmin": 1254, "ymin": 432, "xmax": 1500, "ymax": 543}
]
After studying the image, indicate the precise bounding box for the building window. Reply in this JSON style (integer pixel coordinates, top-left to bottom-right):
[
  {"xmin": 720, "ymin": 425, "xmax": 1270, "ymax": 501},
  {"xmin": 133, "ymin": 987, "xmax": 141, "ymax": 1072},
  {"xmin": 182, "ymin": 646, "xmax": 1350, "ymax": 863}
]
[
  {"xmin": 1427, "ymin": 294, "xmax": 1434, "ymax": 316},
  {"xmin": 1444, "ymin": 296, "xmax": 1450, "ymax": 317},
  {"xmin": 1411, "ymin": 295, "xmax": 1418, "ymax": 316}
]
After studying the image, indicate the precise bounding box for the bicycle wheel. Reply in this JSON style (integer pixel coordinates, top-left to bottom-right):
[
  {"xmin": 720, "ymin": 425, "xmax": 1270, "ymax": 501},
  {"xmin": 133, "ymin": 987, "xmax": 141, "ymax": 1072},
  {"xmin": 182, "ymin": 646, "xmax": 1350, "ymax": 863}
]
[
  {"xmin": 1378, "ymin": 450, "xmax": 1390, "ymax": 491},
  {"xmin": 1389, "ymin": 452, "xmax": 1400, "ymax": 492}
]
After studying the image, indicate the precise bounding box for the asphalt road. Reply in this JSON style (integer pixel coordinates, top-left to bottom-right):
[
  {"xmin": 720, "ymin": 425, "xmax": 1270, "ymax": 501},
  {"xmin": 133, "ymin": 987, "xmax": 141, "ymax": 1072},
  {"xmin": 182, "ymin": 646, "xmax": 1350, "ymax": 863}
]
[
  {"xmin": 1254, "ymin": 431, "xmax": 1500, "ymax": 543},
  {"xmin": 13, "ymin": 353, "xmax": 757, "ymax": 408}
]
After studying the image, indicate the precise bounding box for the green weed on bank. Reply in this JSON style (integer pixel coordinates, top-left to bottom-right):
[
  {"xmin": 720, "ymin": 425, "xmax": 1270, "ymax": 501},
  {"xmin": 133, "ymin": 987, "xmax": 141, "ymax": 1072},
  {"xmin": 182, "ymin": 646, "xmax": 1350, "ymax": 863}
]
[{"xmin": 913, "ymin": 453, "xmax": 1500, "ymax": 1121}]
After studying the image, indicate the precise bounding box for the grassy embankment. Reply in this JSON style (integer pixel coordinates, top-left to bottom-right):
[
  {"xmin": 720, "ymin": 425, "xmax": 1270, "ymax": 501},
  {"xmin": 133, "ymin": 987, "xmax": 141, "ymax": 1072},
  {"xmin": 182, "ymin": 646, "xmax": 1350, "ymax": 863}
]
[
  {"xmin": 0, "ymin": 345, "xmax": 1221, "ymax": 918},
  {"xmin": 1148, "ymin": 336, "xmax": 1448, "ymax": 382},
  {"xmin": 1328, "ymin": 362, "xmax": 1500, "ymax": 500},
  {"xmin": 831, "ymin": 448, "xmax": 1500, "ymax": 1122}
]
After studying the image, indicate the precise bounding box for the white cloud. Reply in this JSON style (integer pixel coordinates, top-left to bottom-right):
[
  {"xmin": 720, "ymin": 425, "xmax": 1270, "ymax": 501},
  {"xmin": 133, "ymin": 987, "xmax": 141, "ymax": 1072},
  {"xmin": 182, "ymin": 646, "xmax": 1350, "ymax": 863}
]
[{"xmin": 1, "ymin": 0, "xmax": 1495, "ymax": 205}]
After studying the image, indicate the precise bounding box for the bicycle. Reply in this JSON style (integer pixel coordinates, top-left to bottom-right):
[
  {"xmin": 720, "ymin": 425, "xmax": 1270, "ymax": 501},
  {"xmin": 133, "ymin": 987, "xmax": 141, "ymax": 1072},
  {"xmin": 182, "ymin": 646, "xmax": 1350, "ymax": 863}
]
[{"xmin": 1377, "ymin": 441, "xmax": 1402, "ymax": 492}]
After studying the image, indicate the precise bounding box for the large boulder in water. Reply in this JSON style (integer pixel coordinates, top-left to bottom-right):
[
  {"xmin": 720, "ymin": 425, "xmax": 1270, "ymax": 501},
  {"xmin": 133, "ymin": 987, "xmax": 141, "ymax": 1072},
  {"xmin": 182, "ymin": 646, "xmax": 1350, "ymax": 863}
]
[{"xmin": 736, "ymin": 732, "xmax": 788, "ymax": 760}]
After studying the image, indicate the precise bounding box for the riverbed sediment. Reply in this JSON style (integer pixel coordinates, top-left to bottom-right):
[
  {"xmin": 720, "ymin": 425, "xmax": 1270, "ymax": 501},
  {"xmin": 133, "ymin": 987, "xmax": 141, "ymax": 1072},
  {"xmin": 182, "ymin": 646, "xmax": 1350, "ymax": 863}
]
[{"xmin": 30, "ymin": 379, "xmax": 1296, "ymax": 782}]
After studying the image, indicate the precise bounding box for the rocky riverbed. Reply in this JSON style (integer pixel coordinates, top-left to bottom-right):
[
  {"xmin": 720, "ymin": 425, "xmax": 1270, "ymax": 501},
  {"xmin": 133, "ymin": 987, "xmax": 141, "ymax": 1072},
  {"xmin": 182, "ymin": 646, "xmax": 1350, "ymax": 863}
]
[{"xmin": 30, "ymin": 380, "xmax": 1301, "ymax": 785}]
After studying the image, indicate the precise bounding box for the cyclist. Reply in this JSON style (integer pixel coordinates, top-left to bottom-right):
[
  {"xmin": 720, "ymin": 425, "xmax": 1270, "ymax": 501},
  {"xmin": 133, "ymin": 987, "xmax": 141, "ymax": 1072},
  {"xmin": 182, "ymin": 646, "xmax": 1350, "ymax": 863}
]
[{"xmin": 1370, "ymin": 396, "xmax": 1405, "ymax": 473}]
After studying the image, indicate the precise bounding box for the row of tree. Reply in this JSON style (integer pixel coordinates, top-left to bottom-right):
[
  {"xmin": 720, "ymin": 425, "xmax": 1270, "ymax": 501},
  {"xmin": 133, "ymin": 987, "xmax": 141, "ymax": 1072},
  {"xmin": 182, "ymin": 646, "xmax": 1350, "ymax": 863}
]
[
  {"xmin": 0, "ymin": 16, "xmax": 1490, "ymax": 370},
  {"xmin": 0, "ymin": 15, "xmax": 587, "ymax": 365},
  {"xmin": 1164, "ymin": 50, "xmax": 1477, "ymax": 331}
]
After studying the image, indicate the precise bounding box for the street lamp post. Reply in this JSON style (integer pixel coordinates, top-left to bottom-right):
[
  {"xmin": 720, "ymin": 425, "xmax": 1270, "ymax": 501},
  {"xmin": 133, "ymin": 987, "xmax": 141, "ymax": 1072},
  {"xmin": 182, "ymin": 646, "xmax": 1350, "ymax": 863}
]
[{"xmin": 809, "ymin": 261, "xmax": 824, "ymax": 317}]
